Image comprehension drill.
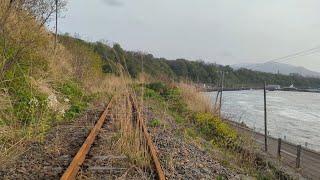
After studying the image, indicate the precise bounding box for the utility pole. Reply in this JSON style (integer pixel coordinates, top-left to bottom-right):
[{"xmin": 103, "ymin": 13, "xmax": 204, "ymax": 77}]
[
  {"xmin": 214, "ymin": 74, "xmax": 221, "ymax": 110},
  {"xmin": 219, "ymin": 71, "xmax": 225, "ymax": 118},
  {"xmin": 264, "ymin": 81, "xmax": 268, "ymax": 152},
  {"xmin": 141, "ymin": 53, "xmax": 144, "ymax": 115},
  {"xmin": 54, "ymin": 0, "xmax": 58, "ymax": 50}
]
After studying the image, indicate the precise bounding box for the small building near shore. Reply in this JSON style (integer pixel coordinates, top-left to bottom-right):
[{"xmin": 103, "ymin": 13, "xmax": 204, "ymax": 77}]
[{"xmin": 266, "ymin": 85, "xmax": 281, "ymax": 91}]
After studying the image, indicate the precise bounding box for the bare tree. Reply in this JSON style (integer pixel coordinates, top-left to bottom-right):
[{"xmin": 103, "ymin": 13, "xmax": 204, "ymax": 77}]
[
  {"xmin": 1, "ymin": 0, "xmax": 67, "ymax": 31},
  {"xmin": 22, "ymin": 0, "xmax": 67, "ymax": 27},
  {"xmin": 0, "ymin": 0, "xmax": 67, "ymax": 76}
]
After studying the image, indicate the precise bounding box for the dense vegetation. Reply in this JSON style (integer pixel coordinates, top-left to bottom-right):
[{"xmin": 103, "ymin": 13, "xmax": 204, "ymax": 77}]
[
  {"xmin": 144, "ymin": 82, "xmax": 237, "ymax": 145},
  {"xmin": 62, "ymin": 35, "xmax": 320, "ymax": 88},
  {"xmin": 142, "ymin": 82, "xmax": 283, "ymax": 178},
  {"xmin": 0, "ymin": 0, "xmax": 123, "ymax": 152}
]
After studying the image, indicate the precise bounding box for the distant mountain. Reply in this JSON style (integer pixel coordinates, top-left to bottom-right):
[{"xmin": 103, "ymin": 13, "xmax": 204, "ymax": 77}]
[{"xmin": 231, "ymin": 61, "xmax": 320, "ymax": 78}]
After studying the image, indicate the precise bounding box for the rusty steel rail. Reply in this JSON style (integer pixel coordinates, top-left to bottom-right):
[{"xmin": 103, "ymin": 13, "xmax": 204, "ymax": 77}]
[
  {"xmin": 60, "ymin": 97, "xmax": 113, "ymax": 180},
  {"xmin": 137, "ymin": 114, "xmax": 166, "ymax": 180},
  {"xmin": 61, "ymin": 93, "xmax": 165, "ymax": 180},
  {"xmin": 129, "ymin": 94, "xmax": 166, "ymax": 180}
]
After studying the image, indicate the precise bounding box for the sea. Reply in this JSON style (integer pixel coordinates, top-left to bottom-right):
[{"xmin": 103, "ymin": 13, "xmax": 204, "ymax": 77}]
[{"xmin": 207, "ymin": 90, "xmax": 320, "ymax": 152}]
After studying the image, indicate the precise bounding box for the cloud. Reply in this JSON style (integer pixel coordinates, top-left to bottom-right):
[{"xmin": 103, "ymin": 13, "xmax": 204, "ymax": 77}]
[{"xmin": 102, "ymin": 0, "xmax": 124, "ymax": 6}]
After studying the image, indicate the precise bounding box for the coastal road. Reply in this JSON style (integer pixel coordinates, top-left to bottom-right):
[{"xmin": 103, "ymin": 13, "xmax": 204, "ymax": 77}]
[{"xmin": 226, "ymin": 120, "xmax": 320, "ymax": 180}]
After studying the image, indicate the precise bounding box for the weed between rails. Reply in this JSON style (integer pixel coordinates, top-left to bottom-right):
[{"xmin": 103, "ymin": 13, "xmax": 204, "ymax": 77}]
[{"xmin": 112, "ymin": 95, "xmax": 152, "ymax": 168}]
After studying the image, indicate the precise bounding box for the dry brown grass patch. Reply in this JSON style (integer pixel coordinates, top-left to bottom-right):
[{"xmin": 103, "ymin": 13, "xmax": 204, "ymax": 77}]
[
  {"xmin": 177, "ymin": 83, "xmax": 213, "ymax": 113},
  {"xmin": 111, "ymin": 95, "xmax": 152, "ymax": 167},
  {"xmin": 0, "ymin": 126, "xmax": 27, "ymax": 169}
]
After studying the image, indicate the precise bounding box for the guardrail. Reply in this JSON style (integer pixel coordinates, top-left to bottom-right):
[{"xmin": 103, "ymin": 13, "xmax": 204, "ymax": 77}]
[{"xmin": 225, "ymin": 120, "xmax": 320, "ymax": 180}]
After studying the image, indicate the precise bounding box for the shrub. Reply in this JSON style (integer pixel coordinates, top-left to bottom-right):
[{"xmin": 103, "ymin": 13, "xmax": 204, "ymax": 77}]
[
  {"xmin": 144, "ymin": 83, "xmax": 189, "ymax": 122},
  {"xmin": 144, "ymin": 88, "xmax": 162, "ymax": 100},
  {"xmin": 185, "ymin": 128, "xmax": 197, "ymax": 139},
  {"xmin": 163, "ymin": 87, "xmax": 188, "ymax": 114},
  {"xmin": 146, "ymin": 82, "xmax": 167, "ymax": 94},
  {"xmin": 149, "ymin": 119, "xmax": 161, "ymax": 127},
  {"xmin": 56, "ymin": 81, "xmax": 88, "ymax": 120},
  {"xmin": 216, "ymin": 175, "xmax": 228, "ymax": 180},
  {"xmin": 2, "ymin": 64, "xmax": 49, "ymax": 126},
  {"xmin": 194, "ymin": 112, "xmax": 237, "ymax": 144},
  {"xmin": 171, "ymin": 112, "xmax": 185, "ymax": 124},
  {"xmin": 58, "ymin": 81, "xmax": 84, "ymax": 100}
]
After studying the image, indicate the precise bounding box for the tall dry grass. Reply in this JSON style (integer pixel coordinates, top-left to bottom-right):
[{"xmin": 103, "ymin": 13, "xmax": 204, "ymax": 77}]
[
  {"xmin": 111, "ymin": 94, "xmax": 151, "ymax": 167},
  {"xmin": 177, "ymin": 83, "xmax": 213, "ymax": 113},
  {"xmin": 0, "ymin": 90, "xmax": 13, "ymax": 124},
  {"xmin": 0, "ymin": 2, "xmax": 130, "ymax": 168},
  {"xmin": 83, "ymin": 75, "xmax": 127, "ymax": 95},
  {"xmin": 47, "ymin": 45, "xmax": 74, "ymax": 81}
]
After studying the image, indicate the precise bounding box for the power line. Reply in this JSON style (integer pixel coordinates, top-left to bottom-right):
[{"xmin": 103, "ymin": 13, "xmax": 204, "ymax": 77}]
[
  {"xmin": 245, "ymin": 45, "xmax": 320, "ymax": 70},
  {"xmin": 269, "ymin": 46, "xmax": 320, "ymax": 62},
  {"xmin": 275, "ymin": 49, "xmax": 320, "ymax": 64}
]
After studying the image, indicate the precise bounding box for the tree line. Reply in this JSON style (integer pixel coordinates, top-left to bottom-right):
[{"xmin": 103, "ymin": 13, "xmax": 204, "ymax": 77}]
[{"xmin": 60, "ymin": 35, "xmax": 320, "ymax": 89}]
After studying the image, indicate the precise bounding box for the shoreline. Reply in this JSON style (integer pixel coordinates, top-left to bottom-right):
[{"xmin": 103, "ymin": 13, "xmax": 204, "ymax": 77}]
[
  {"xmin": 204, "ymin": 88, "xmax": 320, "ymax": 93},
  {"xmin": 204, "ymin": 90, "xmax": 320, "ymax": 152}
]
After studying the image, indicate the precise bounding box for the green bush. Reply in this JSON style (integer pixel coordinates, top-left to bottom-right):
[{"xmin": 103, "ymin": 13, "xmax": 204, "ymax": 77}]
[
  {"xmin": 144, "ymin": 83, "xmax": 188, "ymax": 123},
  {"xmin": 164, "ymin": 88, "xmax": 188, "ymax": 114},
  {"xmin": 216, "ymin": 175, "xmax": 227, "ymax": 180},
  {"xmin": 56, "ymin": 81, "xmax": 88, "ymax": 120},
  {"xmin": 2, "ymin": 64, "xmax": 49, "ymax": 125},
  {"xmin": 185, "ymin": 128, "xmax": 197, "ymax": 138},
  {"xmin": 194, "ymin": 112, "xmax": 237, "ymax": 143},
  {"xmin": 149, "ymin": 119, "xmax": 161, "ymax": 127},
  {"xmin": 146, "ymin": 82, "xmax": 167, "ymax": 93},
  {"xmin": 171, "ymin": 112, "xmax": 185, "ymax": 124},
  {"xmin": 58, "ymin": 81, "xmax": 83, "ymax": 99},
  {"xmin": 144, "ymin": 88, "xmax": 162, "ymax": 100}
]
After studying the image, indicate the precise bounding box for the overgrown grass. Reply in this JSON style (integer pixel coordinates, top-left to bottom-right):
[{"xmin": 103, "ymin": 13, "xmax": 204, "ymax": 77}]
[
  {"xmin": 149, "ymin": 118, "xmax": 161, "ymax": 127},
  {"xmin": 112, "ymin": 95, "xmax": 152, "ymax": 168},
  {"xmin": 55, "ymin": 81, "xmax": 89, "ymax": 120},
  {"xmin": 143, "ymin": 82, "xmax": 238, "ymax": 146},
  {"xmin": 144, "ymin": 82, "xmax": 189, "ymax": 124},
  {"xmin": 0, "ymin": 4, "xmax": 128, "ymax": 167}
]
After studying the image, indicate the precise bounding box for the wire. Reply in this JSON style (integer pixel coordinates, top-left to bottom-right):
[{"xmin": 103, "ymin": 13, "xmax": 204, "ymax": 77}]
[{"xmin": 245, "ymin": 45, "xmax": 320, "ymax": 70}]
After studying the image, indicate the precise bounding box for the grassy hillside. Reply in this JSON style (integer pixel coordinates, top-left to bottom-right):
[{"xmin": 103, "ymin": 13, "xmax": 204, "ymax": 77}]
[{"xmin": 0, "ymin": 1, "xmax": 127, "ymax": 165}]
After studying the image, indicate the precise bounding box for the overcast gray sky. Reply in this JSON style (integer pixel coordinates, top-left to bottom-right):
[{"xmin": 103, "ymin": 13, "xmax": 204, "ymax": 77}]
[{"xmin": 57, "ymin": 0, "xmax": 320, "ymax": 72}]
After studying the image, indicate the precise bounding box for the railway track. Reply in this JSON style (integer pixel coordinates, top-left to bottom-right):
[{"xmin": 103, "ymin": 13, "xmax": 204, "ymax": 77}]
[{"xmin": 61, "ymin": 93, "xmax": 165, "ymax": 180}]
